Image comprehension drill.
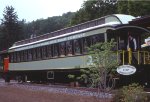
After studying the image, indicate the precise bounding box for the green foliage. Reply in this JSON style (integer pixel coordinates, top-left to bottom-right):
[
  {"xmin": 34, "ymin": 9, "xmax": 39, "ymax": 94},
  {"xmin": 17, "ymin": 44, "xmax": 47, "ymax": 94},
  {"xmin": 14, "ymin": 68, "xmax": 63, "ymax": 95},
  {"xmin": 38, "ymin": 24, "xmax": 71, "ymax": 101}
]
[
  {"xmin": 87, "ymin": 39, "xmax": 118, "ymax": 70},
  {"xmin": 0, "ymin": 6, "xmax": 23, "ymax": 50},
  {"xmin": 114, "ymin": 83, "xmax": 148, "ymax": 102},
  {"xmin": 23, "ymin": 12, "xmax": 75, "ymax": 38},
  {"xmin": 68, "ymin": 74, "xmax": 80, "ymax": 82},
  {"xmin": 70, "ymin": 0, "xmax": 117, "ymax": 25},
  {"xmin": 128, "ymin": 0, "xmax": 150, "ymax": 16},
  {"xmin": 68, "ymin": 74, "xmax": 75, "ymax": 80},
  {"xmin": 71, "ymin": 0, "xmax": 150, "ymax": 26},
  {"xmin": 117, "ymin": 0, "xmax": 150, "ymax": 16},
  {"xmin": 80, "ymin": 39, "xmax": 118, "ymax": 91},
  {"xmin": 117, "ymin": 1, "xmax": 129, "ymax": 15}
]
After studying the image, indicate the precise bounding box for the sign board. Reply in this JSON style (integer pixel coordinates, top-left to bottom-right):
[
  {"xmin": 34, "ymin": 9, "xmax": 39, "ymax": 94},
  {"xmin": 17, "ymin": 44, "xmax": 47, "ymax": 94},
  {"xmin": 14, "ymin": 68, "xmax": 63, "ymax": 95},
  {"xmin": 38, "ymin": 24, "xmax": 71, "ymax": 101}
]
[
  {"xmin": 141, "ymin": 37, "xmax": 150, "ymax": 48},
  {"xmin": 117, "ymin": 65, "xmax": 136, "ymax": 75},
  {"xmin": 145, "ymin": 37, "xmax": 150, "ymax": 45}
]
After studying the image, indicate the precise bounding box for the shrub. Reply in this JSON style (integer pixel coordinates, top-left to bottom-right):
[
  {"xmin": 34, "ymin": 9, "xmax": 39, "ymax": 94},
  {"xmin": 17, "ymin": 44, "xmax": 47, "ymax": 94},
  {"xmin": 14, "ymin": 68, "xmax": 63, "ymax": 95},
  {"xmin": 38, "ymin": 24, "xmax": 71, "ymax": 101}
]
[{"xmin": 113, "ymin": 83, "xmax": 148, "ymax": 102}]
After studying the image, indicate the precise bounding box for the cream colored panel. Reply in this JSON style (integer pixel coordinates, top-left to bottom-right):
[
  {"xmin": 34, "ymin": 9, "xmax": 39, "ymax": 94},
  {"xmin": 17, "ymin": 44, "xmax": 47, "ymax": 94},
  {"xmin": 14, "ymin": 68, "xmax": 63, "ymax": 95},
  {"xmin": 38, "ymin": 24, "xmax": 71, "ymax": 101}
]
[{"xmin": 9, "ymin": 55, "xmax": 89, "ymax": 71}]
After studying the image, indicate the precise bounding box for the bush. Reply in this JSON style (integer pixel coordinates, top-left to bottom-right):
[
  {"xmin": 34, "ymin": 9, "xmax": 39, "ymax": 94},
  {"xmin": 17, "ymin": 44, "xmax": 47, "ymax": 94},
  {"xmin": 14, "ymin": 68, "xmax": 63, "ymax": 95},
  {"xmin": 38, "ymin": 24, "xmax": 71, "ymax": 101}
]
[{"xmin": 113, "ymin": 83, "xmax": 148, "ymax": 102}]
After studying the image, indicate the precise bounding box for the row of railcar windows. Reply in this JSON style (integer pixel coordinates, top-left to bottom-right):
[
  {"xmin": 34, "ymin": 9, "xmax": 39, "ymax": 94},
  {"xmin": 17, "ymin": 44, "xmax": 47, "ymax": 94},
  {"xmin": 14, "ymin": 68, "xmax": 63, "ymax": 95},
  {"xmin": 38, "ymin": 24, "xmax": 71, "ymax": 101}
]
[{"xmin": 10, "ymin": 34, "xmax": 104, "ymax": 63}]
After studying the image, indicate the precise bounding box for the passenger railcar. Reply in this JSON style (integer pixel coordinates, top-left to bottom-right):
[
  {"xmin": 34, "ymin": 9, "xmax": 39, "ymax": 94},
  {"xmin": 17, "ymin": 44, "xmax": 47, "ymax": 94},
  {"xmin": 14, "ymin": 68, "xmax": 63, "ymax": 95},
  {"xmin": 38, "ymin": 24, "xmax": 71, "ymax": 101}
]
[{"xmin": 1, "ymin": 14, "xmax": 150, "ymax": 87}]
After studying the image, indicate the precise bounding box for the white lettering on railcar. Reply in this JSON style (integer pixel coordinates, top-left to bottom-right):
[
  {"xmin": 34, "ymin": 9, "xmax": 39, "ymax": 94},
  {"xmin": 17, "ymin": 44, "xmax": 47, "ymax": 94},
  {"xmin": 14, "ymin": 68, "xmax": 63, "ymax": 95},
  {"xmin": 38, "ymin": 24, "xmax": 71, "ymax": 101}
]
[{"xmin": 14, "ymin": 33, "xmax": 85, "ymax": 51}]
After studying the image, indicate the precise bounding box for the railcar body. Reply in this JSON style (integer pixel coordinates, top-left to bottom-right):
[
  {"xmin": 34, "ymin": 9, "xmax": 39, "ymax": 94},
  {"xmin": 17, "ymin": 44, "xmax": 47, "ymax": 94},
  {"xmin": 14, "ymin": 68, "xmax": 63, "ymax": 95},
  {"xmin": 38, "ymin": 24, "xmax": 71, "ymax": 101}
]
[{"xmin": 1, "ymin": 14, "xmax": 150, "ymax": 87}]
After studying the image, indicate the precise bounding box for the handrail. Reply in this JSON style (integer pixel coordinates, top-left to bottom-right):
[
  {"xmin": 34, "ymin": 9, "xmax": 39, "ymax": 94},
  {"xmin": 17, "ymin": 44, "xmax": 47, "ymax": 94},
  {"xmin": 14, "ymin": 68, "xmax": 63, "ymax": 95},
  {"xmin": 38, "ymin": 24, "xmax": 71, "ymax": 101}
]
[
  {"xmin": 128, "ymin": 48, "xmax": 132, "ymax": 64},
  {"xmin": 116, "ymin": 50, "xmax": 150, "ymax": 65},
  {"xmin": 122, "ymin": 50, "xmax": 125, "ymax": 65}
]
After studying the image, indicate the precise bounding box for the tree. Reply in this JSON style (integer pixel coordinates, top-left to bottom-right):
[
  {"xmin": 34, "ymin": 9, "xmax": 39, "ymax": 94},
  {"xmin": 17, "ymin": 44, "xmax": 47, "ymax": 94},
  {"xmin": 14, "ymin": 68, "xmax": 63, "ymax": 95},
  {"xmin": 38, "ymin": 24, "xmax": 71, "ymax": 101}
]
[
  {"xmin": 1, "ymin": 6, "xmax": 23, "ymax": 50},
  {"xmin": 117, "ymin": 0, "xmax": 150, "ymax": 16},
  {"xmin": 80, "ymin": 39, "xmax": 118, "ymax": 92},
  {"xmin": 71, "ymin": 0, "xmax": 150, "ymax": 26},
  {"xmin": 23, "ymin": 12, "xmax": 75, "ymax": 38},
  {"xmin": 70, "ymin": 0, "xmax": 117, "ymax": 25},
  {"xmin": 117, "ymin": 1, "xmax": 129, "ymax": 15}
]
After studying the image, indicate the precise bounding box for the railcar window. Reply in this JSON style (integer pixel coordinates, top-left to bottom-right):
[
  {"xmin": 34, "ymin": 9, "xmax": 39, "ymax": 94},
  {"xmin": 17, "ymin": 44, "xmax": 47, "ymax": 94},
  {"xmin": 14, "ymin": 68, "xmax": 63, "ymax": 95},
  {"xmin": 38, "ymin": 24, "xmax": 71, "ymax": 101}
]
[
  {"xmin": 54, "ymin": 32, "xmax": 59, "ymax": 36},
  {"xmin": 24, "ymin": 50, "xmax": 28, "ymax": 61},
  {"xmin": 47, "ymin": 45, "xmax": 52, "ymax": 58},
  {"xmin": 13, "ymin": 52, "xmax": 16, "ymax": 62},
  {"xmin": 66, "ymin": 41, "xmax": 73, "ymax": 56},
  {"xmin": 89, "ymin": 21, "xmax": 96, "ymax": 27},
  {"xmin": 91, "ymin": 34, "xmax": 104, "ymax": 45},
  {"xmin": 59, "ymin": 42, "xmax": 66, "ymax": 56},
  {"xmin": 78, "ymin": 25, "xmax": 81, "ymax": 30},
  {"xmin": 83, "ymin": 37, "xmax": 90, "ymax": 53},
  {"xmin": 96, "ymin": 18, "xmax": 105, "ymax": 25},
  {"xmin": 16, "ymin": 52, "xmax": 20, "ymax": 62},
  {"xmin": 117, "ymin": 34, "xmax": 130, "ymax": 51},
  {"xmin": 74, "ymin": 39, "xmax": 81, "ymax": 54},
  {"xmin": 60, "ymin": 30, "xmax": 65, "ymax": 35},
  {"xmin": 28, "ymin": 50, "xmax": 32, "ymax": 61},
  {"xmin": 20, "ymin": 51, "xmax": 24, "ymax": 62},
  {"xmin": 66, "ymin": 28, "xmax": 72, "ymax": 33},
  {"xmin": 81, "ymin": 24, "xmax": 87, "ymax": 29},
  {"xmin": 32, "ymin": 48, "xmax": 37, "ymax": 60},
  {"xmin": 91, "ymin": 35, "xmax": 98, "ymax": 45},
  {"xmin": 98, "ymin": 34, "xmax": 105, "ymax": 42},
  {"xmin": 41, "ymin": 46, "xmax": 46, "ymax": 59},
  {"xmin": 14, "ymin": 52, "xmax": 17, "ymax": 62},
  {"xmin": 10, "ymin": 53, "xmax": 14, "ymax": 63},
  {"xmin": 53, "ymin": 44, "xmax": 59, "ymax": 57},
  {"xmin": 37, "ymin": 48, "xmax": 41, "ymax": 60},
  {"xmin": 48, "ymin": 33, "xmax": 52, "ymax": 38},
  {"xmin": 73, "ymin": 26, "xmax": 78, "ymax": 32}
]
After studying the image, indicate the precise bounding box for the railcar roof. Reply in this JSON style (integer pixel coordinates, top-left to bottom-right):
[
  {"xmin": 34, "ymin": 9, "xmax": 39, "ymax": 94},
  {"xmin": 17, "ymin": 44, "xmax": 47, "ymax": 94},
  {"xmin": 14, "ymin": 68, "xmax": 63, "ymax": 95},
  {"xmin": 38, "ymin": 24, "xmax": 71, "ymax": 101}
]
[
  {"xmin": 114, "ymin": 14, "xmax": 135, "ymax": 24},
  {"xmin": 9, "ymin": 22, "xmax": 120, "ymax": 51},
  {"xmin": 10, "ymin": 14, "xmax": 135, "ymax": 51}
]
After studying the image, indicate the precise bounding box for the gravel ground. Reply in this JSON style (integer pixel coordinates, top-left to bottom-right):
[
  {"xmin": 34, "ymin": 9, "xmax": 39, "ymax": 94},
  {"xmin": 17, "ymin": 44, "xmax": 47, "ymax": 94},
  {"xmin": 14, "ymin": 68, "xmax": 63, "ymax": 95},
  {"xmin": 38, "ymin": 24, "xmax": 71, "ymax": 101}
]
[{"xmin": 0, "ymin": 79, "xmax": 113, "ymax": 102}]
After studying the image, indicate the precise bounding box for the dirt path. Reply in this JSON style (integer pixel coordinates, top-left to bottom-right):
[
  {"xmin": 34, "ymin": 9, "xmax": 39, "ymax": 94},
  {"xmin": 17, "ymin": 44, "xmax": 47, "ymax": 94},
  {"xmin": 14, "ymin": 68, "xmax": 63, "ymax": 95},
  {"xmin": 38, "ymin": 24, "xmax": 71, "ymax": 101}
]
[{"xmin": 0, "ymin": 85, "xmax": 111, "ymax": 102}]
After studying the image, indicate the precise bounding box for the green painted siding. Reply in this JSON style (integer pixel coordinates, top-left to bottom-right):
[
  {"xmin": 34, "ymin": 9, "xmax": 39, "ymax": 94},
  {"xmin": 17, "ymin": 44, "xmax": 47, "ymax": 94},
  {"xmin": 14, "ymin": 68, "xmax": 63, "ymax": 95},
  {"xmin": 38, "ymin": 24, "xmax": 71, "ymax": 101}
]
[{"xmin": 9, "ymin": 55, "xmax": 89, "ymax": 71}]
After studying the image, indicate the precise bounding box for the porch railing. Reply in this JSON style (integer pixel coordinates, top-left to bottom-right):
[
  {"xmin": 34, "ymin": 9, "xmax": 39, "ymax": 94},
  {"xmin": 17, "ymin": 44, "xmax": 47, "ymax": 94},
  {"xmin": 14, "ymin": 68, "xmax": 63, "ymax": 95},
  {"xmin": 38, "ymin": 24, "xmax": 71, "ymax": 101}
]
[{"xmin": 116, "ymin": 50, "xmax": 150, "ymax": 65}]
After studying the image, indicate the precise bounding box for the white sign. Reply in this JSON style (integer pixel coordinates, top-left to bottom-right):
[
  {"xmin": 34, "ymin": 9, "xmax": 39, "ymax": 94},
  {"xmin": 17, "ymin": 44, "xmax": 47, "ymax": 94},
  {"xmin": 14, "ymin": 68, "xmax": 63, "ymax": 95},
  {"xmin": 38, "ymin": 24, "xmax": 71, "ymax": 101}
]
[
  {"xmin": 117, "ymin": 65, "xmax": 136, "ymax": 75},
  {"xmin": 145, "ymin": 37, "xmax": 150, "ymax": 45}
]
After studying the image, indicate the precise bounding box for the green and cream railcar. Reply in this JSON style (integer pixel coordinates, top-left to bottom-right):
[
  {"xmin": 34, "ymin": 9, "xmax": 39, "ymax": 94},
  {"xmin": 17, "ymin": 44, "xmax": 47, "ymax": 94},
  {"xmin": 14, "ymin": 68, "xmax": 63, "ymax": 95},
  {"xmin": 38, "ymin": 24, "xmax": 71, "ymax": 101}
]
[{"xmin": 3, "ymin": 14, "xmax": 150, "ymax": 85}]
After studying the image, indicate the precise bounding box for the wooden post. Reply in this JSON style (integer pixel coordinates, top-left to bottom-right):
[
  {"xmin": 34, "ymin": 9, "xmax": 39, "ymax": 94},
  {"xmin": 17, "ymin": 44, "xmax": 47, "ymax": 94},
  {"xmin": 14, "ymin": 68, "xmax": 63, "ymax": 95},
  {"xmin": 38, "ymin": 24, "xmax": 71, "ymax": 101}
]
[
  {"xmin": 128, "ymin": 48, "xmax": 132, "ymax": 64},
  {"xmin": 123, "ymin": 50, "xmax": 125, "ymax": 65}
]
